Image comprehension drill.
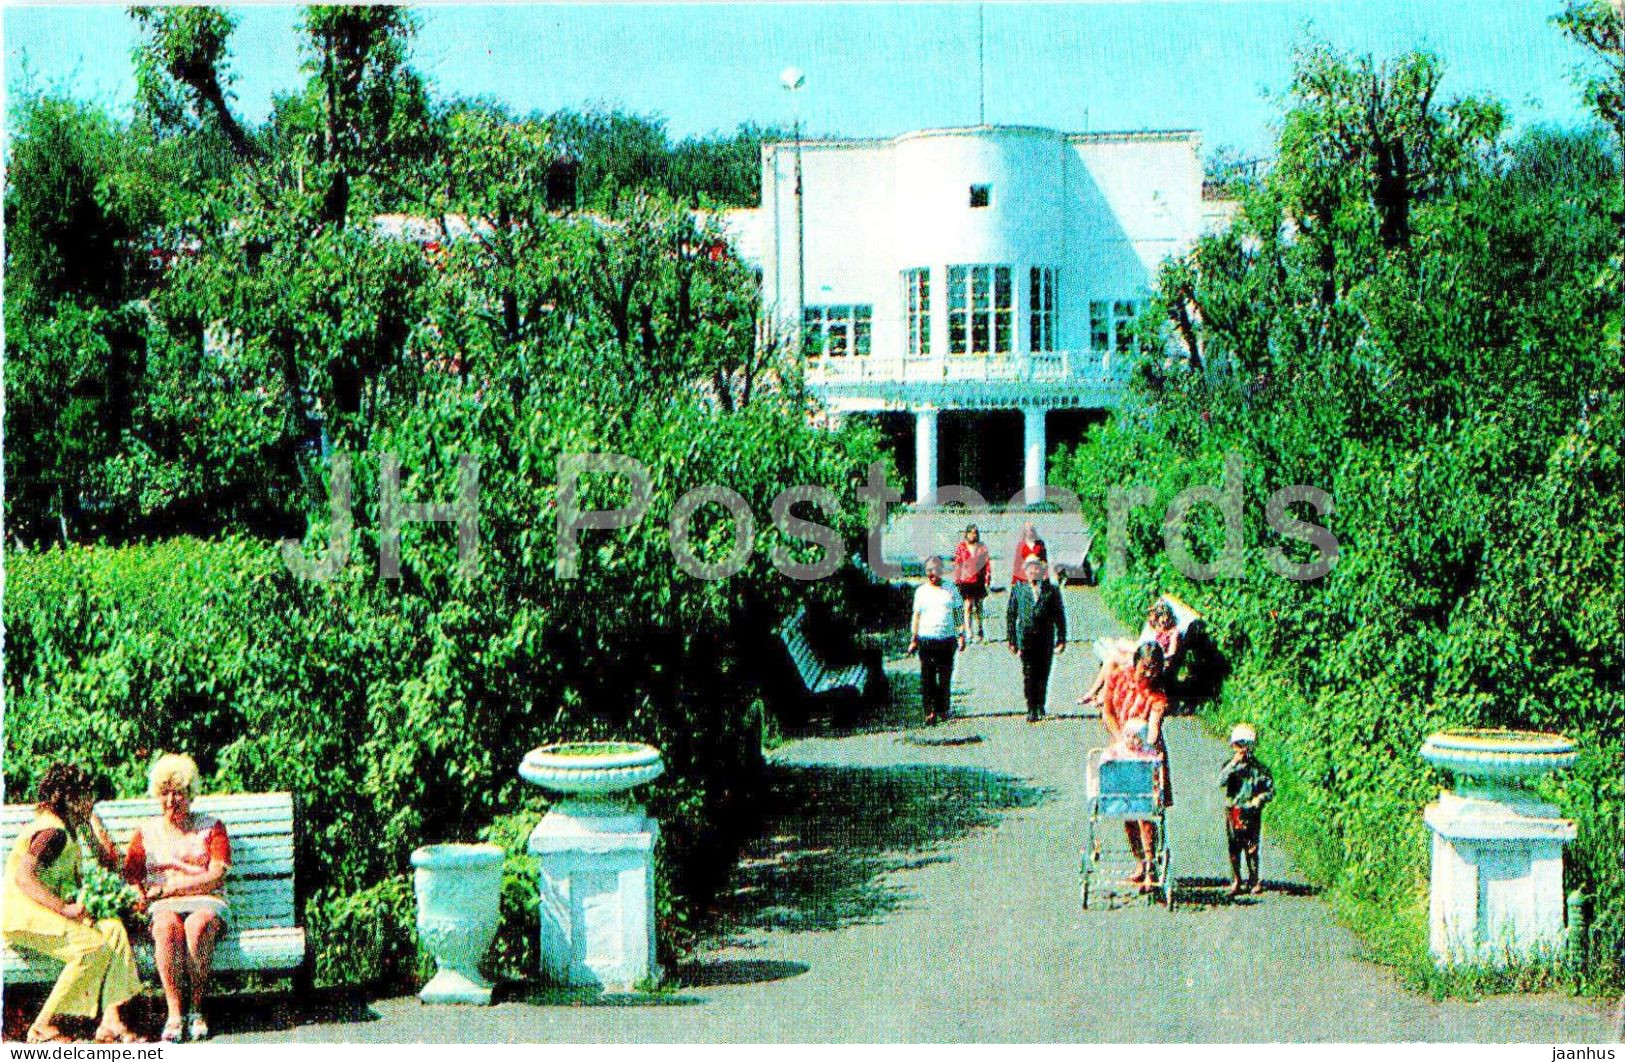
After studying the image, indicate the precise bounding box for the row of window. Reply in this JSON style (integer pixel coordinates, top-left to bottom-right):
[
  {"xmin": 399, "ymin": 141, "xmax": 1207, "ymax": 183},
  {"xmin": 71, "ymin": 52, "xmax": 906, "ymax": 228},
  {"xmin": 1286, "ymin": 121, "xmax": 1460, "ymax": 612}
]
[{"xmin": 805, "ymin": 267, "xmax": 1140, "ymax": 358}]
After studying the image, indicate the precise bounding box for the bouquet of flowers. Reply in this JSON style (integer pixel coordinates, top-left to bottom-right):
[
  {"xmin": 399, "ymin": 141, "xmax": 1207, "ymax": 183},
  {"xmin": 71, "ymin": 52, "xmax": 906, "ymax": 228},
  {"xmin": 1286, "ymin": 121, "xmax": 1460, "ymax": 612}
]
[{"xmin": 77, "ymin": 863, "xmax": 149, "ymax": 932}]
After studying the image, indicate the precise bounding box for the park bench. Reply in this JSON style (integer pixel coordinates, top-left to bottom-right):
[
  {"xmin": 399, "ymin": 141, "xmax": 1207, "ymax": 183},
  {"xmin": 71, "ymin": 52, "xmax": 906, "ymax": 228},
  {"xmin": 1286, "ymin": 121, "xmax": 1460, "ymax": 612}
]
[
  {"xmin": 778, "ymin": 605, "xmax": 877, "ymax": 704},
  {"xmin": 1, "ymin": 792, "xmax": 308, "ymax": 986},
  {"xmin": 1153, "ymin": 593, "xmax": 1227, "ymax": 705},
  {"xmin": 771, "ymin": 605, "xmax": 887, "ymax": 729},
  {"xmin": 1052, "ymin": 533, "xmax": 1097, "ymax": 587}
]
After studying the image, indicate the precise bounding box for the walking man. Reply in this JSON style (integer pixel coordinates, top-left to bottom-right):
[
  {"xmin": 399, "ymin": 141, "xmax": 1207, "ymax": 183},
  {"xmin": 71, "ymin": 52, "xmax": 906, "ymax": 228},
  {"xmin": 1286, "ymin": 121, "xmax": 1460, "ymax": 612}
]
[
  {"xmin": 1007, "ymin": 555, "xmax": 1066, "ymax": 721},
  {"xmin": 909, "ymin": 556, "xmax": 966, "ymax": 726}
]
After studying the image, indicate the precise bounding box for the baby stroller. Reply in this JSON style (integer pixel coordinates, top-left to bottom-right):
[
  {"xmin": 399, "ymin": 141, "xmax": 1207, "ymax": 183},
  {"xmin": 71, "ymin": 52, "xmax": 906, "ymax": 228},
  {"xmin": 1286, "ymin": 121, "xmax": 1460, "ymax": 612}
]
[{"xmin": 1081, "ymin": 746, "xmax": 1173, "ymax": 910}]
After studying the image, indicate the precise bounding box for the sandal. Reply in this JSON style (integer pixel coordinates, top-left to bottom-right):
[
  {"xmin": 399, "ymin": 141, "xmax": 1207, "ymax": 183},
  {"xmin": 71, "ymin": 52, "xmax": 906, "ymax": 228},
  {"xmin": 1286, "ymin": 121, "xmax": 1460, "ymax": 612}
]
[
  {"xmin": 161, "ymin": 1016, "xmax": 185, "ymax": 1043},
  {"xmin": 188, "ymin": 1014, "xmax": 210, "ymax": 1042},
  {"xmin": 27, "ymin": 1027, "xmax": 74, "ymax": 1044}
]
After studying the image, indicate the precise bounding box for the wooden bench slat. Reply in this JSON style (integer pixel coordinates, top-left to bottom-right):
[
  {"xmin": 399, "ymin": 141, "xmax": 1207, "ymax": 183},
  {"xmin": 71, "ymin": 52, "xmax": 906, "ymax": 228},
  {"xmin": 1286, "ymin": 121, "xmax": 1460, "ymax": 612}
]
[
  {"xmin": 778, "ymin": 605, "xmax": 873, "ymax": 704},
  {"xmin": 4, "ymin": 927, "xmax": 307, "ymax": 984},
  {"xmin": 2, "ymin": 793, "xmax": 305, "ymax": 987}
]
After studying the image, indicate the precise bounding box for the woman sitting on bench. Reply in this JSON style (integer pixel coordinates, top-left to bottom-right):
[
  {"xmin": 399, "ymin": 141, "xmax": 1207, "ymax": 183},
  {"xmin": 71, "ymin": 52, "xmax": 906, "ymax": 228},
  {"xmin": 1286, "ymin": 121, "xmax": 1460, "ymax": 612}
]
[
  {"xmin": 1081, "ymin": 600, "xmax": 1181, "ymax": 707},
  {"xmin": 2, "ymin": 763, "xmax": 144, "ymax": 1044},
  {"xmin": 125, "ymin": 753, "xmax": 231, "ymax": 1043}
]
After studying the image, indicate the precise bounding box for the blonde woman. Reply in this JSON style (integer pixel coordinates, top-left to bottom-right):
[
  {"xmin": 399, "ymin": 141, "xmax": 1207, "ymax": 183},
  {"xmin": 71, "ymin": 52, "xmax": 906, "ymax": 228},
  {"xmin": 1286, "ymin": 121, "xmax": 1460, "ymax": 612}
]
[
  {"xmin": 2, "ymin": 763, "xmax": 144, "ymax": 1044},
  {"xmin": 124, "ymin": 754, "xmax": 231, "ymax": 1043}
]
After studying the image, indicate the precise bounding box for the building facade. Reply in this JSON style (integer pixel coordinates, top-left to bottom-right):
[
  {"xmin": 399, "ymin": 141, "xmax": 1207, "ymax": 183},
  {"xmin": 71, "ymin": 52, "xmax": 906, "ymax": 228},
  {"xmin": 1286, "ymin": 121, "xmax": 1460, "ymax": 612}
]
[{"xmin": 724, "ymin": 124, "xmax": 1231, "ymax": 505}]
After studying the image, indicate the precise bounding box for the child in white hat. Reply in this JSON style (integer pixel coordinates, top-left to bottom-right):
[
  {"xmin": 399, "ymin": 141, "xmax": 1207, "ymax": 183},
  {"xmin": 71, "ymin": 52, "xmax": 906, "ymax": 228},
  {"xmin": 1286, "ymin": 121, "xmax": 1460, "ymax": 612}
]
[{"xmin": 1219, "ymin": 723, "xmax": 1274, "ymax": 896}]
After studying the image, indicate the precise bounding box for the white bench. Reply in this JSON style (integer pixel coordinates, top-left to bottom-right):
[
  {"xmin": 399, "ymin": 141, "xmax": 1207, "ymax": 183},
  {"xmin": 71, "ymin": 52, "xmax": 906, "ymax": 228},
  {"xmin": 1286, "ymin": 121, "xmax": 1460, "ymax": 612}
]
[
  {"xmin": 1052, "ymin": 533, "xmax": 1097, "ymax": 587},
  {"xmin": 2, "ymin": 793, "xmax": 307, "ymax": 985},
  {"xmin": 778, "ymin": 606, "xmax": 875, "ymax": 701},
  {"xmin": 1150, "ymin": 592, "xmax": 1203, "ymax": 638}
]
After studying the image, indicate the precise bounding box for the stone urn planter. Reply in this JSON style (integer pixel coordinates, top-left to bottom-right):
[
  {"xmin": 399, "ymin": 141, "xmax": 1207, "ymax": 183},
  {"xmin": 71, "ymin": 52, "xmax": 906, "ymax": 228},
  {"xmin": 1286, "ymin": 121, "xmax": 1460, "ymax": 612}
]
[
  {"xmin": 411, "ymin": 843, "xmax": 504, "ymax": 1005},
  {"xmin": 1421, "ymin": 728, "xmax": 1578, "ymax": 797},
  {"xmin": 519, "ymin": 741, "xmax": 665, "ymax": 815},
  {"xmin": 1420, "ymin": 728, "xmax": 1578, "ymax": 966},
  {"xmin": 520, "ymin": 742, "xmax": 665, "ymax": 989}
]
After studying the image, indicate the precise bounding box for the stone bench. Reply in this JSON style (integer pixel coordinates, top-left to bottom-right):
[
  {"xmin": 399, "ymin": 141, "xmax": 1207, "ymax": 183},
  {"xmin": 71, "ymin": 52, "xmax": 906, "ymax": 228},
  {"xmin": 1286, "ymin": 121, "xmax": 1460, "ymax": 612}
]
[{"xmin": 2, "ymin": 793, "xmax": 308, "ymax": 985}]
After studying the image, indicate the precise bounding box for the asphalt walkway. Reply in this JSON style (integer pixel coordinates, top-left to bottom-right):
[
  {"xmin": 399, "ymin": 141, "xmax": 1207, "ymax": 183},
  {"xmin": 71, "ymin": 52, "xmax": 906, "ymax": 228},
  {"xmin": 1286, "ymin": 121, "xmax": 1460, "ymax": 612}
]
[{"xmin": 223, "ymin": 587, "xmax": 1612, "ymax": 1042}]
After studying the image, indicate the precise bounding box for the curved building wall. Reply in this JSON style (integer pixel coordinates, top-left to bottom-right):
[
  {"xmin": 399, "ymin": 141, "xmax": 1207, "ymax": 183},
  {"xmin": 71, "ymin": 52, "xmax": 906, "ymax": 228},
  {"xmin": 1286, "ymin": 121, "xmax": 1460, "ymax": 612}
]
[{"xmin": 755, "ymin": 125, "xmax": 1206, "ymax": 370}]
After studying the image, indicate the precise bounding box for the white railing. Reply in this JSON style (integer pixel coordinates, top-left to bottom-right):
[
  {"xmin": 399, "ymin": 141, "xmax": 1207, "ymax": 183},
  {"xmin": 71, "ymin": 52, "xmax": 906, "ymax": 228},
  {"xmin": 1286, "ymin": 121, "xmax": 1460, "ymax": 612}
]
[{"xmin": 804, "ymin": 350, "xmax": 1130, "ymax": 387}]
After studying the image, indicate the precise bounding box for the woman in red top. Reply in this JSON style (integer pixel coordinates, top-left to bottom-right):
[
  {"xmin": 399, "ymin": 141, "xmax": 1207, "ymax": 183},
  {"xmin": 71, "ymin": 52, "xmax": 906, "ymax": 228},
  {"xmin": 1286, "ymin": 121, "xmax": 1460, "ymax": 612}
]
[
  {"xmin": 1010, "ymin": 521, "xmax": 1047, "ymax": 585},
  {"xmin": 951, "ymin": 525, "xmax": 992, "ymax": 642},
  {"xmin": 1101, "ymin": 643, "xmax": 1172, "ymax": 888}
]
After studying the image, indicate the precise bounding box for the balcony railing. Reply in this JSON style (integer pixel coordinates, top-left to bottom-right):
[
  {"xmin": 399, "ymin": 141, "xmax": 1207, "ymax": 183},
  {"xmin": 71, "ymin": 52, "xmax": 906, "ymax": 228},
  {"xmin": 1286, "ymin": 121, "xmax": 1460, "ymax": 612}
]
[{"xmin": 804, "ymin": 349, "xmax": 1132, "ymax": 387}]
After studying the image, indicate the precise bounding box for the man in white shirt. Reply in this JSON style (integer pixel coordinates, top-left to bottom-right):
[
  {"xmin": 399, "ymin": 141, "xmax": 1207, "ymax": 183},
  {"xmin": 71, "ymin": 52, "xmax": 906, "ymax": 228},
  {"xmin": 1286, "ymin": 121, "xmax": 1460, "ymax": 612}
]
[{"xmin": 909, "ymin": 556, "xmax": 966, "ymax": 725}]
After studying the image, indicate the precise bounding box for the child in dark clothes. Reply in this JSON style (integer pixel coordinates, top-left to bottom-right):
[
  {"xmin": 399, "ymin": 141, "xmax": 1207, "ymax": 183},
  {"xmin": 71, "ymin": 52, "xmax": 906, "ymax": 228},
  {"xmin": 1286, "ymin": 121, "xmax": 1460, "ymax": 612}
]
[{"xmin": 1219, "ymin": 723, "xmax": 1274, "ymax": 896}]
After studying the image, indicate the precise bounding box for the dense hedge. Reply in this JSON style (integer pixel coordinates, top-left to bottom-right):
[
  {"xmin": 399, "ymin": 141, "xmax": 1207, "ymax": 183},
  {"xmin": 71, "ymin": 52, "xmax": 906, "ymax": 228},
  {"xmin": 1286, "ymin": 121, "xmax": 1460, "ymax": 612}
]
[
  {"xmin": 1057, "ymin": 53, "xmax": 1624, "ymax": 993},
  {"xmin": 5, "ymin": 388, "xmax": 883, "ymax": 988}
]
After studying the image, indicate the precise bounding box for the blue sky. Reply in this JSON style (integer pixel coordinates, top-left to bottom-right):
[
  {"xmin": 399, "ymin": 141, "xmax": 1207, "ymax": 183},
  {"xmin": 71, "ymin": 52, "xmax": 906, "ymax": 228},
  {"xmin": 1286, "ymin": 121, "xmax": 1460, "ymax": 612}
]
[{"xmin": 4, "ymin": 2, "xmax": 1600, "ymax": 158}]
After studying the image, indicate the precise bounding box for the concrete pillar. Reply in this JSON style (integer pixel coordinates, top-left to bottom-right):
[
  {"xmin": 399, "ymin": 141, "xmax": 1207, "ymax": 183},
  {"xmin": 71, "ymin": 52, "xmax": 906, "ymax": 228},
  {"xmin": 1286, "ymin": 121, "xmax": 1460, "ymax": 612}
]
[
  {"xmin": 915, "ymin": 409, "xmax": 939, "ymax": 507},
  {"xmin": 1424, "ymin": 791, "xmax": 1576, "ymax": 965},
  {"xmin": 1023, "ymin": 406, "xmax": 1048, "ymax": 504},
  {"xmin": 530, "ymin": 807, "xmax": 660, "ymax": 989}
]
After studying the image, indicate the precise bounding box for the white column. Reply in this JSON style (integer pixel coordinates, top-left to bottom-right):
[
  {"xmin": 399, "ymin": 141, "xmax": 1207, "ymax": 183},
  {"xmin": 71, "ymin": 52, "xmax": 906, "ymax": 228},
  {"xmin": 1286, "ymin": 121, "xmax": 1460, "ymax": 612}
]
[
  {"xmin": 915, "ymin": 409, "xmax": 939, "ymax": 507},
  {"xmin": 1023, "ymin": 406, "xmax": 1047, "ymax": 504}
]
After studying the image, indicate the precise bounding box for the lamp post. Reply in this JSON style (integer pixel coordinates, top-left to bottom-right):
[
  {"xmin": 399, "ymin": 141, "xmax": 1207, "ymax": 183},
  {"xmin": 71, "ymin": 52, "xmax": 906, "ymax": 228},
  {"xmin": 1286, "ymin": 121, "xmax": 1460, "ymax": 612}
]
[{"xmin": 781, "ymin": 66, "xmax": 805, "ymax": 354}]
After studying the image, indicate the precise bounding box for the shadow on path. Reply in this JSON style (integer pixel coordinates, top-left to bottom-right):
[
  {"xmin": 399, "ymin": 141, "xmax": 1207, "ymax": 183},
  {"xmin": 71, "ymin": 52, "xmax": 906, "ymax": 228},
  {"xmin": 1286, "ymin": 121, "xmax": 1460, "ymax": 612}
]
[
  {"xmin": 505, "ymin": 985, "xmax": 704, "ymax": 1008},
  {"xmin": 1170, "ymin": 876, "xmax": 1323, "ymax": 911},
  {"xmin": 678, "ymin": 959, "xmax": 810, "ymax": 987},
  {"xmin": 708, "ymin": 763, "xmax": 1045, "ymax": 935}
]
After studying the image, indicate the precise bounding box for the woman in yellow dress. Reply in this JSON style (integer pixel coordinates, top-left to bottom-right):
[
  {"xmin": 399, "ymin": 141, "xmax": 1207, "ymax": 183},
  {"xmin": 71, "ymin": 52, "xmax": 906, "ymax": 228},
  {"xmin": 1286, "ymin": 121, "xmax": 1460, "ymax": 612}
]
[{"xmin": 3, "ymin": 763, "xmax": 144, "ymax": 1044}]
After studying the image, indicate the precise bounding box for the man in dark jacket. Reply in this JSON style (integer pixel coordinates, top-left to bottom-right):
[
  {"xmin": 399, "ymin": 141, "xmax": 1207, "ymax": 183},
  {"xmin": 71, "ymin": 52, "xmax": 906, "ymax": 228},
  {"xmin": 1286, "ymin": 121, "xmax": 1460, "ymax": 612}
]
[{"xmin": 1006, "ymin": 555, "xmax": 1067, "ymax": 722}]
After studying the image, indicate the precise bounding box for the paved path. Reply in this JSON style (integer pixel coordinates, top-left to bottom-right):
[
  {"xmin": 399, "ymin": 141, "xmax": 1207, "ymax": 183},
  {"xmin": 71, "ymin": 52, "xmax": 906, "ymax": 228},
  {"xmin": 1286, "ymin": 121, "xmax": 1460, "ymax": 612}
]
[{"xmin": 224, "ymin": 588, "xmax": 1612, "ymax": 1043}]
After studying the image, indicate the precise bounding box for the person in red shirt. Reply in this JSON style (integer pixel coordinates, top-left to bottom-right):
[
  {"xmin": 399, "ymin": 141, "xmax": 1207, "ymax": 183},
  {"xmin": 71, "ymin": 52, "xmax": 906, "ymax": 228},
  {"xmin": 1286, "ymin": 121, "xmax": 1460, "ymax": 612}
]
[
  {"xmin": 1100, "ymin": 643, "xmax": 1172, "ymax": 889},
  {"xmin": 951, "ymin": 525, "xmax": 992, "ymax": 642},
  {"xmin": 1010, "ymin": 521, "xmax": 1047, "ymax": 586}
]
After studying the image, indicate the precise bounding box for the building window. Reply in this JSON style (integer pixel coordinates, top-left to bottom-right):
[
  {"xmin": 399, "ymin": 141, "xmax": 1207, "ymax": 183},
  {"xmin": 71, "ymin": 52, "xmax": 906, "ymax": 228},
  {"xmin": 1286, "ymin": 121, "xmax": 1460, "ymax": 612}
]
[
  {"xmin": 1030, "ymin": 267, "xmax": 1057, "ymax": 352},
  {"xmin": 803, "ymin": 305, "xmax": 872, "ymax": 357},
  {"xmin": 948, "ymin": 265, "xmax": 1012, "ymax": 356},
  {"xmin": 1089, "ymin": 299, "xmax": 1141, "ymax": 355},
  {"xmin": 903, "ymin": 268, "xmax": 931, "ymax": 356},
  {"xmin": 969, "ymin": 184, "xmax": 992, "ymax": 208}
]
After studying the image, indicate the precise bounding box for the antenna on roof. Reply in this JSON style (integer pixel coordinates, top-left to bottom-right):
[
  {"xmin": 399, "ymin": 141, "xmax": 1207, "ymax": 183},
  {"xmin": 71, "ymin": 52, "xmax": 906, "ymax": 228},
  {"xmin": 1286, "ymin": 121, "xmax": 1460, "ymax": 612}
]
[{"xmin": 978, "ymin": 3, "xmax": 987, "ymax": 126}]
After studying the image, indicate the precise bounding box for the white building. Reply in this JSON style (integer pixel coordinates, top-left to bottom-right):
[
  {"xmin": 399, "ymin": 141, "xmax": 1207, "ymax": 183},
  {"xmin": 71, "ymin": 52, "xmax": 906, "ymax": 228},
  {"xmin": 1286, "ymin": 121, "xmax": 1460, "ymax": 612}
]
[{"xmin": 723, "ymin": 124, "xmax": 1232, "ymax": 505}]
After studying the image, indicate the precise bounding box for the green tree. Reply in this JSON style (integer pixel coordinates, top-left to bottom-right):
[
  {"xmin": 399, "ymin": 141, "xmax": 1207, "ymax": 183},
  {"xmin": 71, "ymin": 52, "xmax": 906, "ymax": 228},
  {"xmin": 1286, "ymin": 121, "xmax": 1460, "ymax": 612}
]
[
  {"xmin": 1556, "ymin": 0, "xmax": 1625, "ymax": 378},
  {"xmin": 131, "ymin": 6, "xmax": 259, "ymax": 161},
  {"xmin": 298, "ymin": 5, "xmax": 432, "ymax": 226}
]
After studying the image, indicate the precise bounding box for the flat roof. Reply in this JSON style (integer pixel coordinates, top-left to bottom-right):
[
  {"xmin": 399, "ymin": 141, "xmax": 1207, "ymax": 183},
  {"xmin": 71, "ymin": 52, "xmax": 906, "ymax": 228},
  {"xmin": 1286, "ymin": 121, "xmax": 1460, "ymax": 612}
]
[{"xmin": 764, "ymin": 124, "xmax": 1201, "ymax": 152}]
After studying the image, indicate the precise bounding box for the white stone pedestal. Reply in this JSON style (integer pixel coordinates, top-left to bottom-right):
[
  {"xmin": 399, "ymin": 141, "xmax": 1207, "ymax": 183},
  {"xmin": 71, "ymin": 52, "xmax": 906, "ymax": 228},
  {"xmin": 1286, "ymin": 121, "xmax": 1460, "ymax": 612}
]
[
  {"xmin": 528, "ymin": 799, "xmax": 660, "ymax": 990},
  {"xmin": 1424, "ymin": 789, "xmax": 1576, "ymax": 965}
]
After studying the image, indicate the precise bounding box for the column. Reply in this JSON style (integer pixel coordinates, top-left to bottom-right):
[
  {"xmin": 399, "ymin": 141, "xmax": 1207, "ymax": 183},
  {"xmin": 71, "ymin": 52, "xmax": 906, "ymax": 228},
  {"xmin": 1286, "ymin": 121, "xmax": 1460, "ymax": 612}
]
[
  {"xmin": 915, "ymin": 409, "xmax": 939, "ymax": 507},
  {"xmin": 1023, "ymin": 406, "xmax": 1048, "ymax": 504}
]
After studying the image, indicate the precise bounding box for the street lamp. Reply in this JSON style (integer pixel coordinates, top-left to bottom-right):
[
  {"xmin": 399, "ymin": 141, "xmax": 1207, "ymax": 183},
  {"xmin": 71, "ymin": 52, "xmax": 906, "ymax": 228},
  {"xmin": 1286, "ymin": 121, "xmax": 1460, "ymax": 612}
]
[{"xmin": 781, "ymin": 66, "xmax": 806, "ymax": 354}]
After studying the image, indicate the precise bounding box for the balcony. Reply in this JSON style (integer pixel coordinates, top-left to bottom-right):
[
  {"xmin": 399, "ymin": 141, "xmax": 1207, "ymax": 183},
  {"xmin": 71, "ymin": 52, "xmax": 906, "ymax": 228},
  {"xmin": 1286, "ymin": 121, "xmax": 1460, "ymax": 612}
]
[{"xmin": 803, "ymin": 350, "xmax": 1133, "ymax": 412}]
